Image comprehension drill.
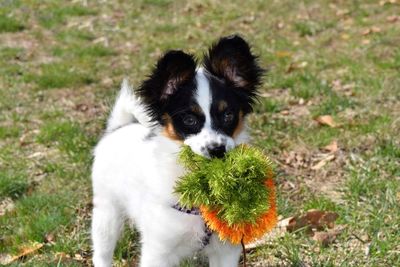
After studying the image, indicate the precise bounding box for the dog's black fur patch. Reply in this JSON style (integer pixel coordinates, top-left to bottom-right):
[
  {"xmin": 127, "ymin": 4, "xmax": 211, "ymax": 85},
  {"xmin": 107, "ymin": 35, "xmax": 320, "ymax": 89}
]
[
  {"xmin": 137, "ymin": 50, "xmax": 198, "ymax": 125},
  {"xmin": 203, "ymin": 35, "xmax": 265, "ymax": 114},
  {"xmin": 136, "ymin": 36, "xmax": 264, "ymax": 140}
]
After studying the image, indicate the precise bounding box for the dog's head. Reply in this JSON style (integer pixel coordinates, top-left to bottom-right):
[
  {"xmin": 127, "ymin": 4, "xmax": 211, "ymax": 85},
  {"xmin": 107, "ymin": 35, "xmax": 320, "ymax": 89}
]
[{"xmin": 137, "ymin": 35, "xmax": 264, "ymax": 158}]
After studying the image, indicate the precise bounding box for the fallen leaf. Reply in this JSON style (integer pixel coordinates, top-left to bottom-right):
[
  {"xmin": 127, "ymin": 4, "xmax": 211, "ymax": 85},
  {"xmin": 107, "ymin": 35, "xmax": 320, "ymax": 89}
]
[
  {"xmin": 277, "ymin": 22, "xmax": 285, "ymax": 29},
  {"xmin": 28, "ymin": 152, "xmax": 45, "ymax": 159},
  {"xmin": 278, "ymin": 216, "xmax": 295, "ymax": 228},
  {"xmin": 341, "ymin": 34, "xmax": 350, "ymax": 40},
  {"xmin": 74, "ymin": 253, "xmax": 84, "ymax": 261},
  {"xmin": 315, "ymin": 115, "xmax": 337, "ymax": 127},
  {"xmin": 19, "ymin": 132, "xmax": 29, "ymax": 146},
  {"xmin": 362, "ymin": 28, "xmax": 371, "ymax": 35},
  {"xmin": 380, "ymin": 0, "xmax": 397, "ymax": 6},
  {"xmin": 323, "ymin": 140, "xmax": 338, "ymax": 153},
  {"xmin": 362, "ymin": 39, "xmax": 371, "ymax": 45},
  {"xmin": 75, "ymin": 103, "xmax": 89, "ymax": 112},
  {"xmin": 55, "ymin": 252, "xmax": 70, "ymax": 260},
  {"xmin": 313, "ymin": 227, "xmax": 344, "ymax": 246},
  {"xmin": 3, "ymin": 243, "xmax": 44, "ymax": 264},
  {"xmin": 286, "ymin": 61, "xmax": 308, "ymax": 73},
  {"xmin": 44, "ymin": 233, "xmax": 55, "ymax": 243},
  {"xmin": 311, "ymin": 154, "xmax": 335, "ymax": 170},
  {"xmin": 275, "ymin": 50, "xmax": 292, "ymax": 58},
  {"xmin": 335, "ymin": 9, "xmax": 350, "ymax": 16},
  {"xmin": 286, "ymin": 209, "xmax": 339, "ymax": 232},
  {"xmin": 387, "ymin": 15, "xmax": 399, "ymax": 22},
  {"xmin": 371, "ymin": 26, "xmax": 381, "ymax": 33}
]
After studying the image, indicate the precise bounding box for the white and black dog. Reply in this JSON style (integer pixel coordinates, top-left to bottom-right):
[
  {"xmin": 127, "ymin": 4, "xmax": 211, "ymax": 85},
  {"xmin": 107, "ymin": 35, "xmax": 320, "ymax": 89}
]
[{"xmin": 91, "ymin": 35, "xmax": 264, "ymax": 267}]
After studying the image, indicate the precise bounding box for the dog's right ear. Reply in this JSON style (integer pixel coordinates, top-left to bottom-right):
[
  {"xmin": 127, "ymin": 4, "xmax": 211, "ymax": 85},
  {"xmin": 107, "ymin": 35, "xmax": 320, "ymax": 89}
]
[{"xmin": 137, "ymin": 50, "xmax": 197, "ymax": 106}]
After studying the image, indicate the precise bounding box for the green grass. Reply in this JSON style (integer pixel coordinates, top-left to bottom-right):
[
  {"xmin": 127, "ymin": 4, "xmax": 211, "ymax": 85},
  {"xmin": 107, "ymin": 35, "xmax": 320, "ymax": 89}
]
[
  {"xmin": 37, "ymin": 120, "xmax": 96, "ymax": 163},
  {"xmin": 0, "ymin": 16, "xmax": 25, "ymax": 33},
  {"xmin": 0, "ymin": 171, "xmax": 29, "ymax": 200},
  {"xmin": 0, "ymin": 0, "xmax": 399, "ymax": 266},
  {"xmin": 37, "ymin": 5, "xmax": 97, "ymax": 29},
  {"xmin": 52, "ymin": 44, "xmax": 115, "ymax": 59},
  {"xmin": 27, "ymin": 63, "xmax": 94, "ymax": 89},
  {"xmin": 0, "ymin": 193, "xmax": 74, "ymax": 253}
]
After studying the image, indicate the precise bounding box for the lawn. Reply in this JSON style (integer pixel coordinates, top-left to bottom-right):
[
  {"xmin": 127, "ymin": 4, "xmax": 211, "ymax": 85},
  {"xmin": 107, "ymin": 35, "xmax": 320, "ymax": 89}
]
[{"xmin": 0, "ymin": 0, "xmax": 399, "ymax": 266}]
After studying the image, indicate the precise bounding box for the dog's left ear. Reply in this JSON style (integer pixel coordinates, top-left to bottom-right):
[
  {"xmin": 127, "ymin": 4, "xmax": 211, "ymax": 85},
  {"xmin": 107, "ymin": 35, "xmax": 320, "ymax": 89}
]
[
  {"xmin": 204, "ymin": 35, "xmax": 264, "ymax": 93},
  {"xmin": 137, "ymin": 50, "xmax": 197, "ymax": 122}
]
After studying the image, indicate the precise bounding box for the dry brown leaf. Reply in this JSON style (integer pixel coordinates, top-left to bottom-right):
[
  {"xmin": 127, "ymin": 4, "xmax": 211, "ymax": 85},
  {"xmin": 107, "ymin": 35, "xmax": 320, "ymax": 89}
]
[
  {"xmin": 362, "ymin": 39, "xmax": 371, "ymax": 45},
  {"xmin": 387, "ymin": 15, "xmax": 399, "ymax": 22},
  {"xmin": 362, "ymin": 28, "xmax": 371, "ymax": 35},
  {"xmin": 313, "ymin": 227, "xmax": 343, "ymax": 246},
  {"xmin": 55, "ymin": 252, "xmax": 70, "ymax": 260},
  {"xmin": 371, "ymin": 26, "xmax": 381, "ymax": 33},
  {"xmin": 74, "ymin": 254, "xmax": 84, "ymax": 261},
  {"xmin": 340, "ymin": 34, "xmax": 350, "ymax": 40},
  {"xmin": 315, "ymin": 115, "xmax": 337, "ymax": 128},
  {"xmin": 278, "ymin": 216, "xmax": 295, "ymax": 229},
  {"xmin": 44, "ymin": 233, "xmax": 55, "ymax": 243},
  {"xmin": 311, "ymin": 154, "xmax": 335, "ymax": 170},
  {"xmin": 380, "ymin": 0, "xmax": 397, "ymax": 6},
  {"xmin": 275, "ymin": 51, "xmax": 292, "ymax": 58},
  {"xmin": 323, "ymin": 140, "xmax": 338, "ymax": 153},
  {"xmin": 277, "ymin": 22, "xmax": 285, "ymax": 29},
  {"xmin": 335, "ymin": 9, "xmax": 350, "ymax": 16},
  {"xmin": 2, "ymin": 243, "xmax": 44, "ymax": 264},
  {"xmin": 286, "ymin": 209, "xmax": 339, "ymax": 232},
  {"xmin": 286, "ymin": 61, "xmax": 308, "ymax": 73}
]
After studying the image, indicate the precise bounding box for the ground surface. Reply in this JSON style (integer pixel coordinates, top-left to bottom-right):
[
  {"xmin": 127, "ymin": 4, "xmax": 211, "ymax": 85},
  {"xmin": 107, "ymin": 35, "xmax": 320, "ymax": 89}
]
[{"xmin": 0, "ymin": 0, "xmax": 399, "ymax": 266}]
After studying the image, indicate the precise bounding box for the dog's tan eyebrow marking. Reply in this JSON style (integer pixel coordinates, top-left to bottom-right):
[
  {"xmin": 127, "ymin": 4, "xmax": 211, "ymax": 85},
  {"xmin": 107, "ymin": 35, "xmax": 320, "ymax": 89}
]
[
  {"xmin": 232, "ymin": 110, "xmax": 244, "ymax": 139},
  {"xmin": 191, "ymin": 104, "xmax": 203, "ymax": 115},
  {"xmin": 218, "ymin": 100, "xmax": 228, "ymax": 112}
]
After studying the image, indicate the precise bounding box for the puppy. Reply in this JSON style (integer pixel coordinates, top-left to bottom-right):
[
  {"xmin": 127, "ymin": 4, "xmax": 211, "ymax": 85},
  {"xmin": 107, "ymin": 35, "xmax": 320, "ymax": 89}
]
[{"xmin": 91, "ymin": 35, "xmax": 264, "ymax": 267}]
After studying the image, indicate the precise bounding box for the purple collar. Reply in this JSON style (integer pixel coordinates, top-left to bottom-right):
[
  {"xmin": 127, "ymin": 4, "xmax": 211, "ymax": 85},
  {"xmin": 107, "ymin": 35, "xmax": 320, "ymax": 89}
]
[{"xmin": 172, "ymin": 203, "xmax": 200, "ymax": 215}]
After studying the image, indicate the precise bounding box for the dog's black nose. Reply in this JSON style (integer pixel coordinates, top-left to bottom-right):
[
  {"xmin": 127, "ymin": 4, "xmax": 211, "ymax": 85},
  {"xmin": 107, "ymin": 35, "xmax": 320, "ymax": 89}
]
[{"xmin": 208, "ymin": 146, "xmax": 226, "ymax": 158}]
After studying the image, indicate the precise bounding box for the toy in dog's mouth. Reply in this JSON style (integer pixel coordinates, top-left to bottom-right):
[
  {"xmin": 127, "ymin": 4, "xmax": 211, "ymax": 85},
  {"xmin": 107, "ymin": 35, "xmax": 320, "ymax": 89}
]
[{"xmin": 174, "ymin": 144, "xmax": 277, "ymax": 244}]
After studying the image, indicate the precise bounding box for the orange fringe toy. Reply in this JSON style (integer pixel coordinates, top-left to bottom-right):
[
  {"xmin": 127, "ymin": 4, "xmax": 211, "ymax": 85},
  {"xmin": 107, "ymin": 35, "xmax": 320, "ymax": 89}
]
[{"xmin": 200, "ymin": 177, "xmax": 277, "ymax": 244}]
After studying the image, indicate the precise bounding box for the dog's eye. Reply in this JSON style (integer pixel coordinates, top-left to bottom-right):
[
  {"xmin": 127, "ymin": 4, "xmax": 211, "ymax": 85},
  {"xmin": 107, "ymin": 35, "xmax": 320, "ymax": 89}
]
[
  {"xmin": 183, "ymin": 114, "xmax": 198, "ymax": 127},
  {"xmin": 223, "ymin": 111, "xmax": 234, "ymax": 124}
]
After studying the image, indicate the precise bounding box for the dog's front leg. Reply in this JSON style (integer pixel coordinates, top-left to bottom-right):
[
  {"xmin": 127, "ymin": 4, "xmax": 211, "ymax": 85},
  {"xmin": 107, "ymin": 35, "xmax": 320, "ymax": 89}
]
[
  {"xmin": 139, "ymin": 241, "xmax": 179, "ymax": 267},
  {"xmin": 91, "ymin": 199, "xmax": 124, "ymax": 267},
  {"xmin": 204, "ymin": 235, "xmax": 242, "ymax": 267}
]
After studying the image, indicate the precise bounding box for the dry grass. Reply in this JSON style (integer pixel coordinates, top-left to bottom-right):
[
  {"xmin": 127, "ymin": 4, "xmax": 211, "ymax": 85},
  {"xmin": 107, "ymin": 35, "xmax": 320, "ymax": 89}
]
[{"xmin": 0, "ymin": 0, "xmax": 399, "ymax": 266}]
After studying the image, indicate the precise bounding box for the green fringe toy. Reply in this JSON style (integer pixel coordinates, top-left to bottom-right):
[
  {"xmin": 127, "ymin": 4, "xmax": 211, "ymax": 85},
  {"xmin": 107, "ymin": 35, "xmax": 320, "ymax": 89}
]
[{"xmin": 174, "ymin": 144, "xmax": 277, "ymax": 244}]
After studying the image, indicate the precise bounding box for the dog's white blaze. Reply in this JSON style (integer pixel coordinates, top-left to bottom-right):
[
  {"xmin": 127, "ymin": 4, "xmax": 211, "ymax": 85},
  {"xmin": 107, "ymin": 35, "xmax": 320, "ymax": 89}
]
[
  {"xmin": 195, "ymin": 68, "xmax": 212, "ymax": 127},
  {"xmin": 182, "ymin": 68, "xmax": 238, "ymax": 157}
]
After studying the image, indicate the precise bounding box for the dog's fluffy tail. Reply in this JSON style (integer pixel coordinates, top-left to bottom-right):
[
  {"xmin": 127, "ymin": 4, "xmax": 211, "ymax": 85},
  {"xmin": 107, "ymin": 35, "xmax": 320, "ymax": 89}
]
[{"xmin": 106, "ymin": 79, "xmax": 152, "ymax": 132}]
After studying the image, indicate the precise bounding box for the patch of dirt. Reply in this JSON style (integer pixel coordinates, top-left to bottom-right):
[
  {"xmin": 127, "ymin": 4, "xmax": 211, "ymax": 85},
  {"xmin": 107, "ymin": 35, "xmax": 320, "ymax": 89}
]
[
  {"xmin": 0, "ymin": 198, "xmax": 15, "ymax": 216},
  {"xmin": 0, "ymin": 27, "xmax": 58, "ymax": 64},
  {"xmin": 260, "ymin": 88, "xmax": 291, "ymax": 103},
  {"xmin": 0, "ymin": 32, "xmax": 39, "ymax": 51},
  {"xmin": 277, "ymin": 145, "xmax": 347, "ymax": 203},
  {"xmin": 42, "ymin": 87, "xmax": 107, "ymax": 126}
]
